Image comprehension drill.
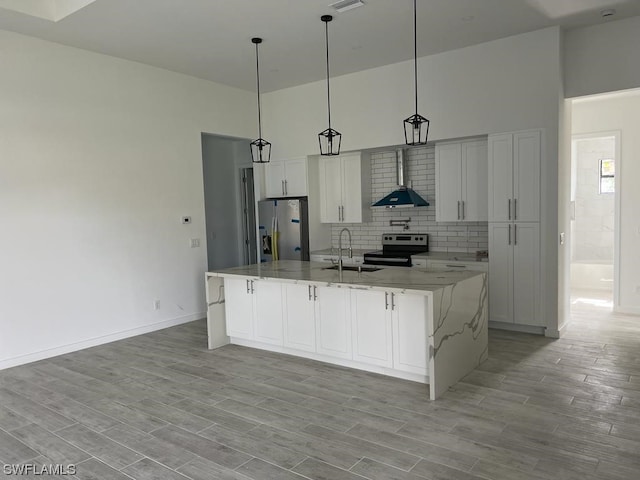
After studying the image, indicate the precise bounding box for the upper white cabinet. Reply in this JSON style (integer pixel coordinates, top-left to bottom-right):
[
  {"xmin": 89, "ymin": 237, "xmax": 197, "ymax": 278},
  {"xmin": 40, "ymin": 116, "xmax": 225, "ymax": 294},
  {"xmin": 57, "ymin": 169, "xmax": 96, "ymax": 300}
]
[
  {"xmin": 318, "ymin": 152, "xmax": 372, "ymax": 223},
  {"xmin": 436, "ymin": 139, "xmax": 488, "ymax": 222},
  {"xmin": 488, "ymin": 130, "xmax": 541, "ymax": 222},
  {"xmin": 265, "ymin": 157, "xmax": 308, "ymax": 198}
]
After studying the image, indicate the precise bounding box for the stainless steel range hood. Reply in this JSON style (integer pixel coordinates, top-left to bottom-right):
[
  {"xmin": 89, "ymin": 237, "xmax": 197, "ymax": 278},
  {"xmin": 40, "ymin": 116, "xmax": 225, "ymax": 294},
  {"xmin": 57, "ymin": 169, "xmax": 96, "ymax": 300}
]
[{"xmin": 372, "ymin": 149, "xmax": 429, "ymax": 208}]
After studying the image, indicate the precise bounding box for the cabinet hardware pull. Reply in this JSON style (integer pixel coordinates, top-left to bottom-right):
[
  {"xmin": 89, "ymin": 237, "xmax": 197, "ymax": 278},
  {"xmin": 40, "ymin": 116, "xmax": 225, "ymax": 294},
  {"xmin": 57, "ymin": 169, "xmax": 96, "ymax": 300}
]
[
  {"xmin": 457, "ymin": 201, "xmax": 461, "ymax": 220},
  {"xmin": 391, "ymin": 293, "xmax": 395, "ymax": 311},
  {"xmin": 308, "ymin": 285, "xmax": 312, "ymax": 301},
  {"xmin": 341, "ymin": 206, "xmax": 345, "ymax": 222},
  {"xmin": 508, "ymin": 199, "xmax": 511, "ymax": 220},
  {"xmin": 514, "ymin": 198, "xmax": 517, "ymax": 220},
  {"xmin": 313, "ymin": 286, "xmax": 317, "ymax": 301},
  {"xmin": 284, "ymin": 180, "xmax": 288, "ymax": 196},
  {"xmin": 462, "ymin": 201, "xmax": 465, "ymax": 220},
  {"xmin": 508, "ymin": 224, "xmax": 511, "ymax": 245},
  {"xmin": 246, "ymin": 279, "xmax": 250, "ymax": 294},
  {"xmin": 514, "ymin": 224, "xmax": 517, "ymax": 245},
  {"xmin": 337, "ymin": 206, "xmax": 341, "ymax": 221},
  {"xmin": 250, "ymin": 280, "xmax": 255, "ymax": 294},
  {"xmin": 385, "ymin": 292, "xmax": 389, "ymax": 310},
  {"xmin": 282, "ymin": 180, "xmax": 285, "ymax": 196},
  {"xmin": 446, "ymin": 264, "xmax": 466, "ymax": 268}
]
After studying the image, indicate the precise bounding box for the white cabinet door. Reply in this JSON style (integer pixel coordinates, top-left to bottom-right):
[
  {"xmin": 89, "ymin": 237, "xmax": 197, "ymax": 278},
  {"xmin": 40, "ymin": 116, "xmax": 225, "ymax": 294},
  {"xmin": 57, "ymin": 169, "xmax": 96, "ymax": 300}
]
[
  {"xmin": 264, "ymin": 161, "xmax": 286, "ymax": 198},
  {"xmin": 315, "ymin": 286, "xmax": 351, "ymax": 359},
  {"xmin": 319, "ymin": 156, "xmax": 342, "ymax": 223},
  {"xmin": 283, "ymin": 284, "xmax": 316, "ymax": 352},
  {"xmin": 435, "ymin": 143, "xmax": 463, "ymax": 222},
  {"xmin": 392, "ymin": 293, "xmax": 428, "ymax": 375},
  {"xmin": 461, "ymin": 140, "xmax": 488, "ymax": 221},
  {"xmin": 224, "ymin": 278, "xmax": 254, "ymax": 339},
  {"xmin": 513, "ymin": 131, "xmax": 541, "ymax": 222},
  {"xmin": 513, "ymin": 223, "xmax": 542, "ymax": 326},
  {"xmin": 351, "ymin": 290, "xmax": 393, "ymax": 368},
  {"xmin": 488, "ymin": 134, "xmax": 513, "ymax": 222},
  {"xmin": 341, "ymin": 153, "xmax": 364, "ymax": 223},
  {"xmin": 253, "ymin": 281, "xmax": 284, "ymax": 346},
  {"xmin": 488, "ymin": 223, "xmax": 513, "ymax": 324},
  {"xmin": 283, "ymin": 158, "xmax": 308, "ymax": 197}
]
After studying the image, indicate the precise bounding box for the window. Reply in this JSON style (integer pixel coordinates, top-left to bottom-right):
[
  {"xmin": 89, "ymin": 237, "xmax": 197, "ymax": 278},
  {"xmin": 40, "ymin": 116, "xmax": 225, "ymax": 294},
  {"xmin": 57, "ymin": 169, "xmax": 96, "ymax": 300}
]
[{"xmin": 599, "ymin": 158, "xmax": 615, "ymax": 194}]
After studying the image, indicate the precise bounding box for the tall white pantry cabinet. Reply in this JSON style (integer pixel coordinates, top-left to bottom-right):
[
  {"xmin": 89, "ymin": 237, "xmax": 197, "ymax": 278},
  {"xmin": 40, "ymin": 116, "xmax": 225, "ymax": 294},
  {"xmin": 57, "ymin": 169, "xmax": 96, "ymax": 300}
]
[{"xmin": 488, "ymin": 129, "xmax": 543, "ymax": 328}]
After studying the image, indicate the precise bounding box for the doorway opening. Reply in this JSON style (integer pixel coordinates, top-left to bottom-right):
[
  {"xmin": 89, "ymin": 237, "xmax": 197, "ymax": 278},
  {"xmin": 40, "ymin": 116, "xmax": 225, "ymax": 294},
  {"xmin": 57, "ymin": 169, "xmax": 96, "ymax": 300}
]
[
  {"xmin": 201, "ymin": 133, "xmax": 254, "ymax": 271},
  {"xmin": 570, "ymin": 133, "xmax": 619, "ymax": 315}
]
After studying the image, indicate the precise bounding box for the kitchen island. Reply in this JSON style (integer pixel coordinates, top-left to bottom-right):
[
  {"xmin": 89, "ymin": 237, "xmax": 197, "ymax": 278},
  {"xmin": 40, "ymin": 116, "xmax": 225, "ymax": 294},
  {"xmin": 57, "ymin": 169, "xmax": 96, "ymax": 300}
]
[{"xmin": 206, "ymin": 260, "xmax": 487, "ymax": 400}]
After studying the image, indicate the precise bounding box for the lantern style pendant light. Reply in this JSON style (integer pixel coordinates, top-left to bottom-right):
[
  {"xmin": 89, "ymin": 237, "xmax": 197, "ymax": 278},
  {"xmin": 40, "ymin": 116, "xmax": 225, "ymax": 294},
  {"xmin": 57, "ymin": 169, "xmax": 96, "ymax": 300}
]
[
  {"xmin": 250, "ymin": 37, "xmax": 271, "ymax": 163},
  {"xmin": 318, "ymin": 15, "xmax": 342, "ymax": 156},
  {"xmin": 403, "ymin": 0, "xmax": 430, "ymax": 145}
]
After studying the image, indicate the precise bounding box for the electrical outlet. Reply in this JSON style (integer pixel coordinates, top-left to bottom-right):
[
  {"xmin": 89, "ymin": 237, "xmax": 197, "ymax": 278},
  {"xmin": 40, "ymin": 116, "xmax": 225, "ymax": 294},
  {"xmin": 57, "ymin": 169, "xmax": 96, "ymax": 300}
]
[
  {"xmin": 153, "ymin": 300, "xmax": 160, "ymax": 310},
  {"xmin": 182, "ymin": 216, "xmax": 192, "ymax": 224},
  {"xmin": 190, "ymin": 238, "xmax": 200, "ymax": 248}
]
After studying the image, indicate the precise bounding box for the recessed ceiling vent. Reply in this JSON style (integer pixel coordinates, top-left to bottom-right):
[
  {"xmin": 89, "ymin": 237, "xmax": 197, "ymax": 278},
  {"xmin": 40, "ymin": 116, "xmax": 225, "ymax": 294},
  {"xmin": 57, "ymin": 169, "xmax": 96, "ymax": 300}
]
[{"xmin": 329, "ymin": 0, "xmax": 365, "ymax": 13}]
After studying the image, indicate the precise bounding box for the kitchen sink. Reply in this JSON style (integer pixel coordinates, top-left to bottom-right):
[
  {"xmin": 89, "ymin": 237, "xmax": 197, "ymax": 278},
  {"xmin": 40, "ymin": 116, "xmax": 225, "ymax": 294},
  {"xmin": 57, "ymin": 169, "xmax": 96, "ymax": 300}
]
[{"xmin": 323, "ymin": 265, "xmax": 382, "ymax": 272}]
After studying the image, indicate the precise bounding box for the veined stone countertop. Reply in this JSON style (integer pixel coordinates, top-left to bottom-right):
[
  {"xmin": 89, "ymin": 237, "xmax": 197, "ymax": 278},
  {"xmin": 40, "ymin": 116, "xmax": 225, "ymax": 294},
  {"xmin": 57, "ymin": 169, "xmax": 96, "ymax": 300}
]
[
  {"xmin": 413, "ymin": 251, "xmax": 489, "ymax": 262},
  {"xmin": 310, "ymin": 248, "xmax": 371, "ymax": 257},
  {"xmin": 206, "ymin": 260, "xmax": 484, "ymax": 295}
]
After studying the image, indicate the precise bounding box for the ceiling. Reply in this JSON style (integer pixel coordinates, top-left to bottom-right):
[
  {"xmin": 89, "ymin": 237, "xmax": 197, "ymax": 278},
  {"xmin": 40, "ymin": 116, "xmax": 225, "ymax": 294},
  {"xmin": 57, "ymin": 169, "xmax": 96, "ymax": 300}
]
[{"xmin": 1, "ymin": 0, "xmax": 639, "ymax": 93}]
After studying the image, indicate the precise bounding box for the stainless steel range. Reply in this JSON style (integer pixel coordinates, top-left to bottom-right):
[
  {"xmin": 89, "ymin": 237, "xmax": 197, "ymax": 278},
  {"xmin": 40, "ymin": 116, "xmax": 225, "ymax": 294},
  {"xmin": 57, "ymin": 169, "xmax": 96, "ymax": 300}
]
[{"xmin": 363, "ymin": 233, "xmax": 429, "ymax": 267}]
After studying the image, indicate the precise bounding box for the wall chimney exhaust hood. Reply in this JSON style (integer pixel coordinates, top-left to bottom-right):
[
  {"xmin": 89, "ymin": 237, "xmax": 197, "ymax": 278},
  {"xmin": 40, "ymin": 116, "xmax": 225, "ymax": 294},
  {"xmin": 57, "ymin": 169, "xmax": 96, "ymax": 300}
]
[{"xmin": 372, "ymin": 149, "xmax": 429, "ymax": 208}]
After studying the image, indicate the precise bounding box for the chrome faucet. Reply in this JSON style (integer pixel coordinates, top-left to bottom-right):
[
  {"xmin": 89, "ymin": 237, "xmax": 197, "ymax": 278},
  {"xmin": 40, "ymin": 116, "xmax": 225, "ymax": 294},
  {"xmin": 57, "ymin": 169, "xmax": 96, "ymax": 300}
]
[{"xmin": 338, "ymin": 227, "xmax": 353, "ymax": 276}]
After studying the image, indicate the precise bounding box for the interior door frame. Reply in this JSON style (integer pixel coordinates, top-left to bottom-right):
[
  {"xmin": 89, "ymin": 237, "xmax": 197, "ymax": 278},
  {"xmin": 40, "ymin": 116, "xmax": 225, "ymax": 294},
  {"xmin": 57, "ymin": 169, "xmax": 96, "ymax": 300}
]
[{"xmin": 570, "ymin": 130, "xmax": 621, "ymax": 311}]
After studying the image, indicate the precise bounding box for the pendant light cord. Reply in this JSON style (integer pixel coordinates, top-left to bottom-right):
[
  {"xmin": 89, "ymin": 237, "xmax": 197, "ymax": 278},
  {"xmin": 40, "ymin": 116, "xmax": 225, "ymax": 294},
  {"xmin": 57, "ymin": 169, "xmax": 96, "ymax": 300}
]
[
  {"xmin": 413, "ymin": 0, "xmax": 418, "ymax": 116},
  {"xmin": 325, "ymin": 19, "xmax": 332, "ymax": 130},
  {"xmin": 255, "ymin": 41, "xmax": 263, "ymax": 139}
]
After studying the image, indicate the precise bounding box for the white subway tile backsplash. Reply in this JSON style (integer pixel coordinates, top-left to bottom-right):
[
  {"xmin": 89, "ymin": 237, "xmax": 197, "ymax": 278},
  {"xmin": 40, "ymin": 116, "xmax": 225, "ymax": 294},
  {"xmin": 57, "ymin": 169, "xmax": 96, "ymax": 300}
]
[{"xmin": 330, "ymin": 146, "xmax": 489, "ymax": 253}]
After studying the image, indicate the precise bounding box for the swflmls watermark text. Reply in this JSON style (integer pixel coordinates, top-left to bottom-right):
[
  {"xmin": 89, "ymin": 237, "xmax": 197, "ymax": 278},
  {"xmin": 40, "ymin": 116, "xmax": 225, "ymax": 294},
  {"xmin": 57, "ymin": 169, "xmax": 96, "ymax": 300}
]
[{"xmin": 3, "ymin": 464, "xmax": 76, "ymax": 476}]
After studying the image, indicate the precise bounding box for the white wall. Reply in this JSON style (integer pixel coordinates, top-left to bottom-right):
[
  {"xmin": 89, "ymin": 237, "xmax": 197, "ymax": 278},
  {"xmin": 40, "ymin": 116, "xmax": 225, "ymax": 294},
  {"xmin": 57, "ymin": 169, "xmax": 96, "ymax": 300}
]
[
  {"xmin": 0, "ymin": 29, "xmax": 254, "ymax": 368},
  {"xmin": 264, "ymin": 27, "xmax": 563, "ymax": 333},
  {"xmin": 572, "ymin": 89, "xmax": 640, "ymax": 313},
  {"xmin": 564, "ymin": 16, "xmax": 640, "ymax": 98}
]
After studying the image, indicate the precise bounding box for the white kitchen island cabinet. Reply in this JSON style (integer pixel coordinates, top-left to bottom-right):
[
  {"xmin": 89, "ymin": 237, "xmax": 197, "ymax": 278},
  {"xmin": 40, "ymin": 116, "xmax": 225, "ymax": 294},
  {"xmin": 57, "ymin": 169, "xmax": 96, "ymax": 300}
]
[
  {"xmin": 224, "ymin": 278, "xmax": 284, "ymax": 345},
  {"xmin": 206, "ymin": 260, "xmax": 488, "ymax": 400},
  {"xmin": 351, "ymin": 290, "xmax": 393, "ymax": 368}
]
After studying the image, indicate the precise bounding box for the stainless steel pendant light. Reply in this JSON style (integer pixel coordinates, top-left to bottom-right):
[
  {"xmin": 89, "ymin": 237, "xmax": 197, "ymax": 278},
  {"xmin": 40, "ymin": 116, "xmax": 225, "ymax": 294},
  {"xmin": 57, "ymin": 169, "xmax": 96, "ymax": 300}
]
[
  {"xmin": 250, "ymin": 37, "xmax": 271, "ymax": 163},
  {"xmin": 403, "ymin": 0, "xmax": 429, "ymax": 145},
  {"xmin": 318, "ymin": 15, "xmax": 341, "ymax": 156}
]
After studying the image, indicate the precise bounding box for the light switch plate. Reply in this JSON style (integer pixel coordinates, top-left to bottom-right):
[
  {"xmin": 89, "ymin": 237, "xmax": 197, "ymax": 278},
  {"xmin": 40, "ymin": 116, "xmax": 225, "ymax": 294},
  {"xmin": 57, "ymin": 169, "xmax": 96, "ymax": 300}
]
[
  {"xmin": 190, "ymin": 238, "xmax": 200, "ymax": 248},
  {"xmin": 559, "ymin": 232, "xmax": 565, "ymax": 245}
]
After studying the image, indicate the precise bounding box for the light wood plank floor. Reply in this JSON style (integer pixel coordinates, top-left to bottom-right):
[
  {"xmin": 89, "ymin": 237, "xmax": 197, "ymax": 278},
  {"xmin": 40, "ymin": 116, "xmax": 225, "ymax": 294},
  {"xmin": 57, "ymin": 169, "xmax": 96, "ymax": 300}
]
[{"xmin": 1, "ymin": 297, "xmax": 639, "ymax": 479}]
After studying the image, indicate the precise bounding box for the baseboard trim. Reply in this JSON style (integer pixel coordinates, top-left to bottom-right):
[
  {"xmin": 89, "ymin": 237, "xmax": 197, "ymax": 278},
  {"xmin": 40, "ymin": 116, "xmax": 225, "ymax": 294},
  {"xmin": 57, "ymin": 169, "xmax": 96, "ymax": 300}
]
[
  {"xmin": 229, "ymin": 337, "xmax": 429, "ymax": 385},
  {"xmin": 615, "ymin": 306, "xmax": 640, "ymax": 315},
  {"xmin": 489, "ymin": 321, "xmax": 546, "ymax": 336},
  {"xmin": 0, "ymin": 312, "xmax": 205, "ymax": 371}
]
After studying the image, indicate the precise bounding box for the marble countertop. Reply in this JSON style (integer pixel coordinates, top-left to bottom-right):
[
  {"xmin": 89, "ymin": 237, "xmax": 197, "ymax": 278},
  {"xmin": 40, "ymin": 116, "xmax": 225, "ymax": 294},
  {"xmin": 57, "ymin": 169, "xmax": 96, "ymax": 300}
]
[
  {"xmin": 310, "ymin": 248, "xmax": 371, "ymax": 257},
  {"xmin": 311, "ymin": 249, "xmax": 488, "ymax": 262},
  {"xmin": 413, "ymin": 251, "xmax": 489, "ymax": 263},
  {"xmin": 207, "ymin": 260, "xmax": 484, "ymax": 295}
]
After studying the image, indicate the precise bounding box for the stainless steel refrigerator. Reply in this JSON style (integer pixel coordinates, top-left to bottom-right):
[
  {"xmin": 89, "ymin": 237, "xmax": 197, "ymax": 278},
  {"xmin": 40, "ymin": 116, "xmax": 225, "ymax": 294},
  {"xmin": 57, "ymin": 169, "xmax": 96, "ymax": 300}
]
[{"xmin": 257, "ymin": 198, "xmax": 309, "ymax": 262}]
